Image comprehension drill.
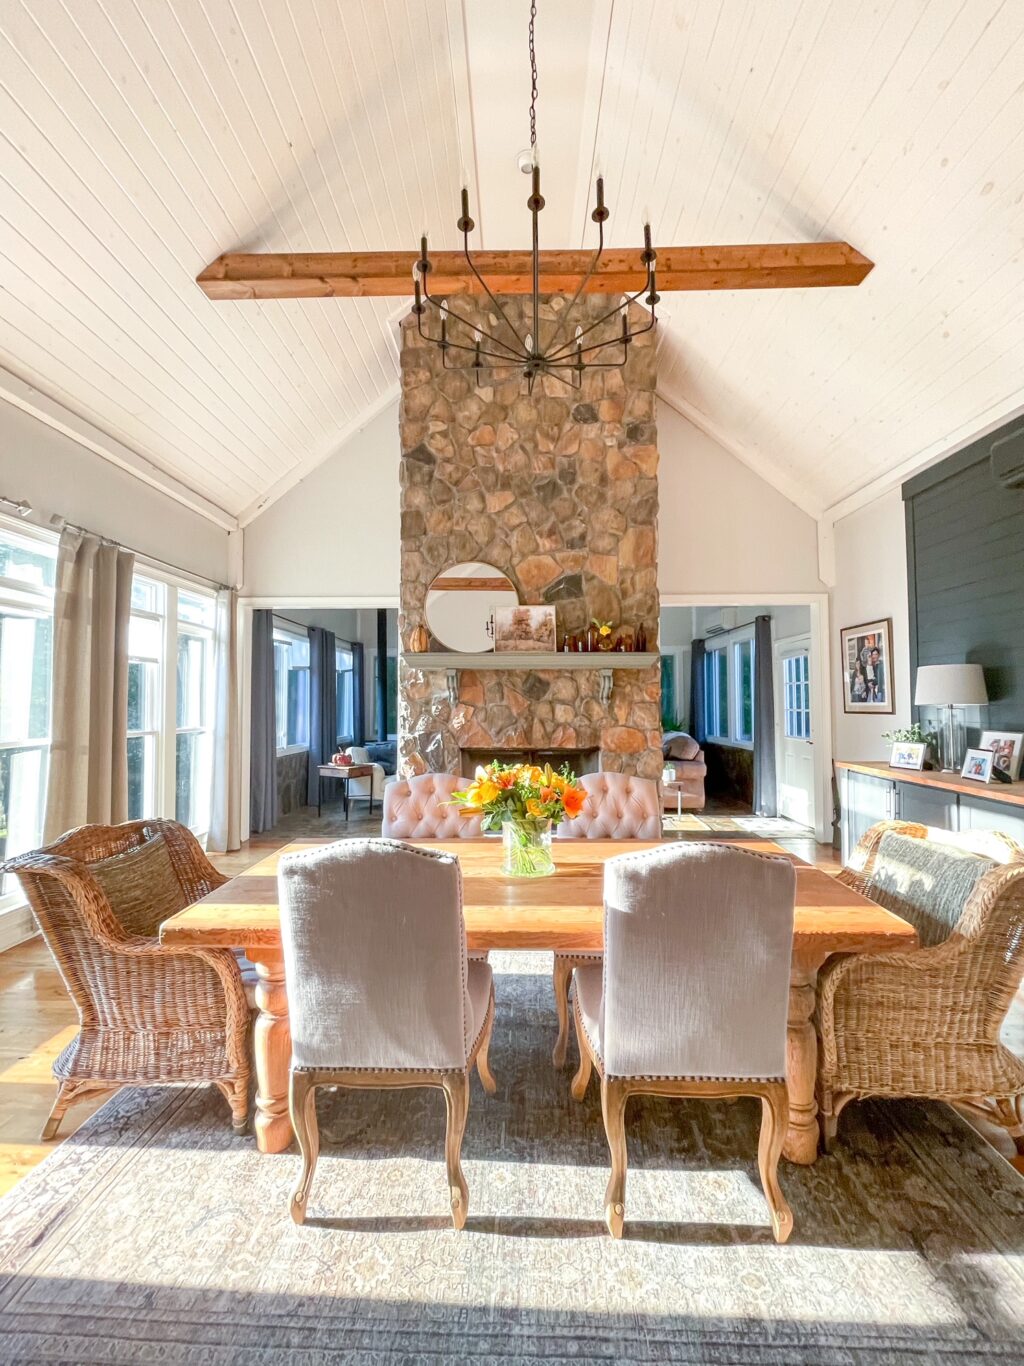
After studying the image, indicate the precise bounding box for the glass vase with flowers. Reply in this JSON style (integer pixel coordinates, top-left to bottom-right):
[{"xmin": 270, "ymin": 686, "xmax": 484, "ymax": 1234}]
[{"xmin": 451, "ymin": 762, "xmax": 586, "ymax": 877}]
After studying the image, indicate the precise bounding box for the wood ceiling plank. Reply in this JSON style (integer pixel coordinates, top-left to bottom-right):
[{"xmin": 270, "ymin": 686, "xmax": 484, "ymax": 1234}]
[{"xmin": 197, "ymin": 242, "xmax": 873, "ymax": 299}]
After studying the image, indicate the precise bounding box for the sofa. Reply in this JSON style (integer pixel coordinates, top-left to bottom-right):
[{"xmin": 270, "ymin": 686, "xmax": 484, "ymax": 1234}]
[{"xmin": 661, "ymin": 731, "xmax": 706, "ymax": 812}]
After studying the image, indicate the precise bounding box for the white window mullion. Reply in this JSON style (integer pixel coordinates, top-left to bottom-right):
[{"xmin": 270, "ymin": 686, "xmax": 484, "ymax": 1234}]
[{"xmin": 160, "ymin": 587, "xmax": 177, "ymax": 820}]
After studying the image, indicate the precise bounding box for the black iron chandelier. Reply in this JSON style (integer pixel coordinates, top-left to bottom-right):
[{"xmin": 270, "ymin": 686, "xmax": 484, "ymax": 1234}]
[{"xmin": 412, "ymin": 0, "xmax": 659, "ymax": 393}]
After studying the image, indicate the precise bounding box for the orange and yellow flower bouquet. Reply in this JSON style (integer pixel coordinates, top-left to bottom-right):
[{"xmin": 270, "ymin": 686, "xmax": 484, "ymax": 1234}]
[{"xmin": 452, "ymin": 761, "xmax": 586, "ymax": 876}]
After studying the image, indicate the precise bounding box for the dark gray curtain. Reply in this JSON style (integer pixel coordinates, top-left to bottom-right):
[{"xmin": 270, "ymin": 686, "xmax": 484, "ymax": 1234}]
[
  {"xmin": 307, "ymin": 626, "xmax": 338, "ymax": 805},
  {"xmin": 753, "ymin": 614, "xmax": 778, "ymax": 817},
  {"xmin": 249, "ymin": 610, "xmax": 278, "ymax": 834},
  {"xmin": 689, "ymin": 638, "xmax": 707, "ymax": 745},
  {"xmin": 351, "ymin": 642, "xmax": 365, "ymax": 746}
]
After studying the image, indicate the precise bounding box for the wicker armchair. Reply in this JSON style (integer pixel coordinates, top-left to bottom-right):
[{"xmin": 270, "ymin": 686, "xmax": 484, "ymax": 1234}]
[
  {"xmin": 818, "ymin": 819, "xmax": 1024, "ymax": 1153},
  {"xmin": 3, "ymin": 819, "xmax": 252, "ymax": 1139}
]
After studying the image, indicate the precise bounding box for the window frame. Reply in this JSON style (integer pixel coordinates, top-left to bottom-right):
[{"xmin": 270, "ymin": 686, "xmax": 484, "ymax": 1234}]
[
  {"xmin": 0, "ymin": 515, "xmax": 57, "ymax": 916},
  {"xmin": 702, "ymin": 624, "xmax": 756, "ymax": 750},
  {"xmin": 272, "ymin": 625, "xmax": 310, "ymax": 756},
  {"xmin": 128, "ymin": 569, "xmax": 219, "ymax": 839},
  {"xmin": 335, "ymin": 641, "xmax": 355, "ymax": 747}
]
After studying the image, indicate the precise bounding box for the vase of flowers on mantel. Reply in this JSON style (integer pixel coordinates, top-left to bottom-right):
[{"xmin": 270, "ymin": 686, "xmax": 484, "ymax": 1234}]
[{"xmin": 452, "ymin": 762, "xmax": 586, "ymax": 878}]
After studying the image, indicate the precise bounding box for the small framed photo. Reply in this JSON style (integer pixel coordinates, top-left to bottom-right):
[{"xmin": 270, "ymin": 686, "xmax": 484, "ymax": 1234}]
[
  {"xmin": 961, "ymin": 748, "xmax": 995, "ymax": 784},
  {"xmin": 840, "ymin": 618, "xmax": 895, "ymax": 714},
  {"xmin": 889, "ymin": 741, "xmax": 927, "ymax": 771},
  {"xmin": 494, "ymin": 604, "xmax": 557, "ymax": 653},
  {"xmin": 979, "ymin": 730, "xmax": 1023, "ymax": 782}
]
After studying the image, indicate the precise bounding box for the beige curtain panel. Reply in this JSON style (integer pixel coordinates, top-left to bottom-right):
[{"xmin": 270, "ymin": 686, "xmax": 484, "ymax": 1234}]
[
  {"xmin": 207, "ymin": 588, "xmax": 241, "ymax": 853},
  {"xmin": 44, "ymin": 530, "xmax": 135, "ymax": 842}
]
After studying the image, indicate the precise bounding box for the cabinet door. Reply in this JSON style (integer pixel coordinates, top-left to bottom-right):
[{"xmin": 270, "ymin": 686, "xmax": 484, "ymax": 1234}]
[
  {"xmin": 895, "ymin": 782, "xmax": 958, "ymax": 830},
  {"xmin": 957, "ymin": 795, "xmax": 1024, "ymax": 846},
  {"xmin": 841, "ymin": 770, "xmax": 894, "ymax": 863}
]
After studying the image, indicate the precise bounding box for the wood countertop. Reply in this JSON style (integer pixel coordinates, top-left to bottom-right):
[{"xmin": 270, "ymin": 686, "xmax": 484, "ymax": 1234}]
[{"xmin": 834, "ymin": 759, "xmax": 1024, "ymax": 808}]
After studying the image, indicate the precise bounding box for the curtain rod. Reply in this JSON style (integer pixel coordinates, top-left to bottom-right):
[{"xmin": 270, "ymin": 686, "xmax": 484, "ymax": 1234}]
[
  {"xmin": 702, "ymin": 615, "xmax": 763, "ymax": 638},
  {"xmin": 51, "ymin": 515, "xmax": 231, "ymax": 593},
  {"xmin": 272, "ymin": 612, "xmax": 356, "ymax": 649}
]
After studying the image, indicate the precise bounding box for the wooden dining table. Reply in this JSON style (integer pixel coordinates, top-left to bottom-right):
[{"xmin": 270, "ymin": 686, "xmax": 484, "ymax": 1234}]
[{"xmin": 160, "ymin": 838, "xmax": 916, "ymax": 1165}]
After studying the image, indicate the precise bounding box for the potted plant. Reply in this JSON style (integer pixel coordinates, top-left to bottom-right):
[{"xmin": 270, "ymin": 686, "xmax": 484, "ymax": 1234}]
[
  {"xmin": 881, "ymin": 722, "xmax": 938, "ymax": 768},
  {"xmin": 452, "ymin": 762, "xmax": 586, "ymax": 878}
]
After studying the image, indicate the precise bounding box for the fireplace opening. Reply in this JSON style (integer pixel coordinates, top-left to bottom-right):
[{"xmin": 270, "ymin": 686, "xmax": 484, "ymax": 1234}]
[{"xmin": 460, "ymin": 748, "xmax": 600, "ymax": 779}]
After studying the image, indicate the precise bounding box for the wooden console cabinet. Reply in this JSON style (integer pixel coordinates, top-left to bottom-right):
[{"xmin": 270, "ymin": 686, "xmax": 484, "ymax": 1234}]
[{"xmin": 835, "ymin": 760, "xmax": 1024, "ymax": 863}]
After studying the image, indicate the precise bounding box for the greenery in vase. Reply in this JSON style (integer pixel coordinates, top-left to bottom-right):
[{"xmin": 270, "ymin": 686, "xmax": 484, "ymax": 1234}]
[
  {"xmin": 451, "ymin": 760, "xmax": 586, "ymax": 833},
  {"xmin": 881, "ymin": 722, "xmax": 937, "ymax": 749}
]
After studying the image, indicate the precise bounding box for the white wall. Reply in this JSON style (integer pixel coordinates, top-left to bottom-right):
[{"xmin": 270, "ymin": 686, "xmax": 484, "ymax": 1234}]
[
  {"xmin": 242, "ymin": 395, "xmax": 824, "ymax": 602},
  {"xmin": 657, "ymin": 402, "xmax": 826, "ymax": 596},
  {"xmin": 0, "ymin": 398, "xmax": 231, "ymax": 583},
  {"xmin": 830, "ymin": 488, "xmax": 911, "ymax": 759},
  {"xmin": 242, "ymin": 401, "xmax": 400, "ymax": 599}
]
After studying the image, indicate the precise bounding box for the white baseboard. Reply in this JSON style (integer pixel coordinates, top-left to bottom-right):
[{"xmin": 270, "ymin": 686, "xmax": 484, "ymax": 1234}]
[{"xmin": 0, "ymin": 906, "xmax": 38, "ymax": 953}]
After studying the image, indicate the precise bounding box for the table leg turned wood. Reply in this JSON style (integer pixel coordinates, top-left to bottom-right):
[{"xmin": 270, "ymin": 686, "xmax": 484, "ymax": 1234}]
[
  {"xmin": 249, "ymin": 949, "xmax": 294, "ymax": 1154},
  {"xmin": 784, "ymin": 950, "xmax": 825, "ymax": 1165}
]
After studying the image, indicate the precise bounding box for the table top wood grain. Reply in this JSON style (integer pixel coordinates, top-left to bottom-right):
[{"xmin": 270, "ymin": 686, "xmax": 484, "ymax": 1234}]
[{"xmin": 160, "ymin": 838, "xmax": 917, "ymax": 956}]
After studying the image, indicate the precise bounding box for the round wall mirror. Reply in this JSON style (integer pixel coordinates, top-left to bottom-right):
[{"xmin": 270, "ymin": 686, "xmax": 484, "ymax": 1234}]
[{"xmin": 424, "ymin": 562, "xmax": 519, "ymax": 653}]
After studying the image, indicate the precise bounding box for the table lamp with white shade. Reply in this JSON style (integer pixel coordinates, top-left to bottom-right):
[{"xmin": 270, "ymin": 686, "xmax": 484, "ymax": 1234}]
[{"xmin": 914, "ymin": 663, "xmax": 988, "ymax": 771}]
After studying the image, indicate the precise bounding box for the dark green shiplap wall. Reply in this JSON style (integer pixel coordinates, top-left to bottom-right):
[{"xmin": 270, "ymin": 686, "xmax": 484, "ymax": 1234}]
[{"xmin": 903, "ymin": 422, "xmax": 1024, "ymax": 739}]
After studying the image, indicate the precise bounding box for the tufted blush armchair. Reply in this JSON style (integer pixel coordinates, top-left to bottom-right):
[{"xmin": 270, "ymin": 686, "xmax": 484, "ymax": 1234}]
[
  {"xmin": 381, "ymin": 773, "xmax": 483, "ymax": 840},
  {"xmin": 551, "ymin": 772, "xmax": 662, "ymax": 1066},
  {"xmin": 555, "ymin": 772, "xmax": 662, "ymax": 841}
]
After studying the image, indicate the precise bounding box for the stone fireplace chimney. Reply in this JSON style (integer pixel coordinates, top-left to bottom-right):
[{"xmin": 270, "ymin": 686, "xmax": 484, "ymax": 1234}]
[{"xmin": 398, "ymin": 295, "xmax": 661, "ymax": 780}]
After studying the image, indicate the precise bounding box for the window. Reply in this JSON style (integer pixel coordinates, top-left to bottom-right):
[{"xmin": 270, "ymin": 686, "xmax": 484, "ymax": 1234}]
[
  {"xmin": 336, "ymin": 644, "xmax": 355, "ymax": 743},
  {"xmin": 372, "ymin": 651, "xmax": 398, "ymax": 737},
  {"xmin": 783, "ymin": 652, "xmax": 811, "ymax": 740},
  {"xmin": 734, "ymin": 638, "xmax": 754, "ymax": 743},
  {"xmin": 175, "ymin": 592, "xmax": 216, "ymax": 833},
  {"xmin": 273, "ymin": 629, "xmax": 309, "ymax": 751},
  {"xmin": 704, "ymin": 647, "xmax": 728, "ymax": 740},
  {"xmin": 128, "ymin": 575, "xmax": 218, "ymax": 837},
  {"xmin": 0, "ymin": 520, "xmax": 56, "ymax": 910},
  {"xmin": 127, "ymin": 585, "xmax": 165, "ymax": 821},
  {"xmin": 702, "ymin": 628, "xmax": 755, "ymax": 748}
]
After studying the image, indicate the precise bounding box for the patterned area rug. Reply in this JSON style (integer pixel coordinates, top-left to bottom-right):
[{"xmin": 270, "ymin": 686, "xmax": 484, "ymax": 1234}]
[
  {"xmin": 664, "ymin": 814, "xmax": 813, "ymax": 837},
  {"xmin": 2, "ymin": 954, "xmax": 1023, "ymax": 1365}
]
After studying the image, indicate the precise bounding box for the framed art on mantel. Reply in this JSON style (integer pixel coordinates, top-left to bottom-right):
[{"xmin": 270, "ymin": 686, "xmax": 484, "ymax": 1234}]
[{"xmin": 840, "ymin": 618, "xmax": 895, "ymax": 714}]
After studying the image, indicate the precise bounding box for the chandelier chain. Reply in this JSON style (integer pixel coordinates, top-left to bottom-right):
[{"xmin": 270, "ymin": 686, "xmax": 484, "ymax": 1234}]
[{"xmin": 528, "ymin": 0, "xmax": 538, "ymax": 152}]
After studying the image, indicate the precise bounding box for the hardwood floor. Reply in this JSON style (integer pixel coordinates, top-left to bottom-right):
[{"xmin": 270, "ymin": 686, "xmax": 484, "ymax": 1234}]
[{"xmin": 0, "ymin": 802, "xmax": 1019, "ymax": 1199}]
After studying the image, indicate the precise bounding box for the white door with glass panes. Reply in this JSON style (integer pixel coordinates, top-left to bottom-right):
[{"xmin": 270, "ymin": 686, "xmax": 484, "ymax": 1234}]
[{"xmin": 775, "ymin": 637, "xmax": 815, "ymax": 828}]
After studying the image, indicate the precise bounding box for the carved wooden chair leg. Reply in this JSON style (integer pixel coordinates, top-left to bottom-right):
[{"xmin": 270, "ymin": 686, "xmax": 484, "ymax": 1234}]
[
  {"xmin": 441, "ymin": 1071, "xmax": 470, "ymax": 1230},
  {"xmin": 758, "ymin": 1085, "xmax": 794, "ymax": 1244},
  {"xmin": 475, "ymin": 992, "xmax": 498, "ymax": 1095},
  {"xmin": 288, "ymin": 1072, "xmax": 320, "ymax": 1225},
  {"xmin": 551, "ymin": 956, "xmax": 573, "ymax": 1067},
  {"xmin": 570, "ymin": 1006, "xmax": 593, "ymax": 1101},
  {"xmin": 601, "ymin": 1078, "xmax": 629, "ymax": 1239}
]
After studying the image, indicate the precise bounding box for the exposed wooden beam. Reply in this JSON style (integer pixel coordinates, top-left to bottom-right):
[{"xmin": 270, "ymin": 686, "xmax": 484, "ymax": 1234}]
[{"xmin": 197, "ymin": 243, "xmax": 873, "ymax": 301}]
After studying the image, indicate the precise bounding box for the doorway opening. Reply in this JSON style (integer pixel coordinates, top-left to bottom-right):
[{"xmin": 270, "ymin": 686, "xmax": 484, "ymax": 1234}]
[{"xmin": 659, "ymin": 602, "xmax": 823, "ymax": 840}]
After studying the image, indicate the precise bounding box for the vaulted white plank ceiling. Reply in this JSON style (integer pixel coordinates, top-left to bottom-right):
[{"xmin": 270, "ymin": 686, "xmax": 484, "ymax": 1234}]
[{"xmin": 1, "ymin": 0, "xmax": 1023, "ymax": 526}]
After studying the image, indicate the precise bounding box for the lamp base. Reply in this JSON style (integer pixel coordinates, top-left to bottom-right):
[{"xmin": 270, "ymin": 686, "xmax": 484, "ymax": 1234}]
[{"xmin": 938, "ymin": 704, "xmax": 965, "ymax": 772}]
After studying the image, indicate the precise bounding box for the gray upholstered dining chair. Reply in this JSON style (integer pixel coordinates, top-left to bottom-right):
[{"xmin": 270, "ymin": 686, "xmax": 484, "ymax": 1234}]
[
  {"xmin": 552, "ymin": 771, "xmax": 662, "ymax": 1068},
  {"xmin": 278, "ymin": 839, "xmax": 496, "ymax": 1229},
  {"xmin": 570, "ymin": 842, "xmax": 797, "ymax": 1242}
]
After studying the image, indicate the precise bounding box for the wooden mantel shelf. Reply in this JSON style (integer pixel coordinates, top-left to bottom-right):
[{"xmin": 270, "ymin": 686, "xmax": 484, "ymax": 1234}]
[
  {"xmin": 401, "ymin": 652, "xmax": 660, "ymax": 671},
  {"xmin": 834, "ymin": 759, "xmax": 1024, "ymax": 809}
]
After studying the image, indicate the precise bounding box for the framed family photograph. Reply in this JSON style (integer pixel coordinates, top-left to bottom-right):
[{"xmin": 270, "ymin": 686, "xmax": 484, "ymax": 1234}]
[
  {"xmin": 979, "ymin": 730, "xmax": 1024, "ymax": 782},
  {"xmin": 889, "ymin": 741, "xmax": 927, "ymax": 771},
  {"xmin": 494, "ymin": 604, "xmax": 557, "ymax": 653},
  {"xmin": 840, "ymin": 618, "xmax": 894, "ymax": 714},
  {"xmin": 961, "ymin": 748, "xmax": 995, "ymax": 784}
]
